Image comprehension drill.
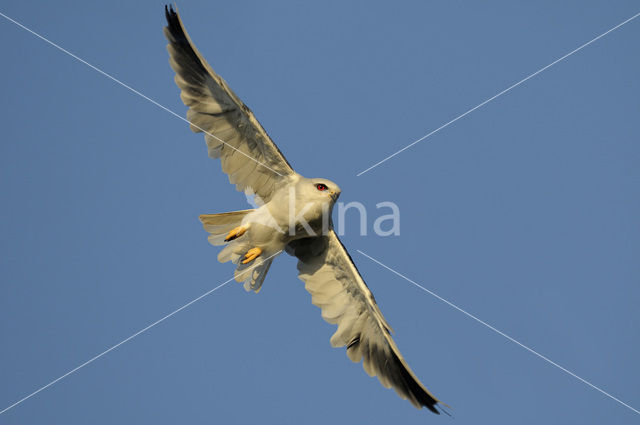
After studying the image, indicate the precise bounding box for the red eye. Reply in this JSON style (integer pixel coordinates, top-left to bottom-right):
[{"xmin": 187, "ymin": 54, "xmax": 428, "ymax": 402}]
[{"xmin": 316, "ymin": 183, "xmax": 328, "ymax": 191}]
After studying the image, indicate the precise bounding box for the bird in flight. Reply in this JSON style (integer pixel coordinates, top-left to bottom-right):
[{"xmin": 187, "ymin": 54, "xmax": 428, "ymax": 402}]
[{"xmin": 164, "ymin": 5, "xmax": 445, "ymax": 414}]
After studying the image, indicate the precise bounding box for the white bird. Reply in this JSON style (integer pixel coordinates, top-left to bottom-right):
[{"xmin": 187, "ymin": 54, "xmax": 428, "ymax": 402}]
[{"xmin": 164, "ymin": 5, "xmax": 445, "ymax": 414}]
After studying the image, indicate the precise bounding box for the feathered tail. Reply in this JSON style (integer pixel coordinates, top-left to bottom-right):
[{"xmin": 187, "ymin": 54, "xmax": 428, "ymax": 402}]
[{"xmin": 199, "ymin": 210, "xmax": 273, "ymax": 293}]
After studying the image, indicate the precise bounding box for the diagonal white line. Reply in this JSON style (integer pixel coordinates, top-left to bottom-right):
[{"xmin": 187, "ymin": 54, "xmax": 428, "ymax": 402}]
[
  {"xmin": 356, "ymin": 249, "xmax": 640, "ymax": 415},
  {"xmin": 0, "ymin": 11, "xmax": 284, "ymax": 177},
  {"xmin": 356, "ymin": 11, "xmax": 640, "ymax": 177},
  {"xmin": 0, "ymin": 251, "xmax": 283, "ymax": 416}
]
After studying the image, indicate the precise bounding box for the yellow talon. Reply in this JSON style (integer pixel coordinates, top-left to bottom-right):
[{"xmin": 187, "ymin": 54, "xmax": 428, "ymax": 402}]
[
  {"xmin": 224, "ymin": 225, "xmax": 247, "ymax": 242},
  {"xmin": 242, "ymin": 247, "xmax": 262, "ymax": 264}
]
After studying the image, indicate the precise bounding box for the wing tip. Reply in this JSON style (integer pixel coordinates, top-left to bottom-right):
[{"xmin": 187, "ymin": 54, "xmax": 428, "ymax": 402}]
[
  {"xmin": 164, "ymin": 4, "xmax": 185, "ymax": 43},
  {"xmin": 164, "ymin": 3, "xmax": 178, "ymax": 22},
  {"xmin": 415, "ymin": 382, "xmax": 448, "ymax": 415},
  {"xmin": 431, "ymin": 401, "xmax": 453, "ymax": 416}
]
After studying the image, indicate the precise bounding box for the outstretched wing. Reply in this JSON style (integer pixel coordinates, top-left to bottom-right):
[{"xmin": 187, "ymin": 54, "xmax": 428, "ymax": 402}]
[
  {"xmin": 286, "ymin": 231, "xmax": 444, "ymax": 413},
  {"xmin": 164, "ymin": 6, "xmax": 295, "ymax": 202}
]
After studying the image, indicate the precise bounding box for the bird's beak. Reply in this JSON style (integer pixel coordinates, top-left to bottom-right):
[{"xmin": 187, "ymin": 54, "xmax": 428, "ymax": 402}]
[{"xmin": 329, "ymin": 191, "xmax": 340, "ymax": 201}]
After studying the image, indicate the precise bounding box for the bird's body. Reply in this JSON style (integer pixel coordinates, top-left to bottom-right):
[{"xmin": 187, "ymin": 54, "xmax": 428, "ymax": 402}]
[
  {"xmin": 202, "ymin": 175, "xmax": 341, "ymax": 292},
  {"xmin": 164, "ymin": 5, "xmax": 446, "ymax": 414}
]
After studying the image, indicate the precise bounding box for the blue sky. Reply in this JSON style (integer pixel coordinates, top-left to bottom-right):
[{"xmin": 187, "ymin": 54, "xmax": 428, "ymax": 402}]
[{"xmin": 1, "ymin": 1, "xmax": 639, "ymax": 423}]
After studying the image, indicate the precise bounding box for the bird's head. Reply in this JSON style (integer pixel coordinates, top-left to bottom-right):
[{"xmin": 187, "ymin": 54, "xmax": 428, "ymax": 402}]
[{"xmin": 295, "ymin": 177, "xmax": 341, "ymax": 205}]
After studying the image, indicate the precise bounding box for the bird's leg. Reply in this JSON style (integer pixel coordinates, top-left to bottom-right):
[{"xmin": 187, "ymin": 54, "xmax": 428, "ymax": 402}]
[
  {"xmin": 224, "ymin": 225, "xmax": 248, "ymax": 242},
  {"xmin": 242, "ymin": 247, "xmax": 262, "ymax": 264}
]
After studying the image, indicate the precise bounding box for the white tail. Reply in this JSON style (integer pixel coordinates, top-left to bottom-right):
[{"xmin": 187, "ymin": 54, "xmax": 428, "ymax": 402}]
[
  {"xmin": 199, "ymin": 210, "xmax": 253, "ymax": 246},
  {"xmin": 199, "ymin": 210, "xmax": 274, "ymax": 293}
]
